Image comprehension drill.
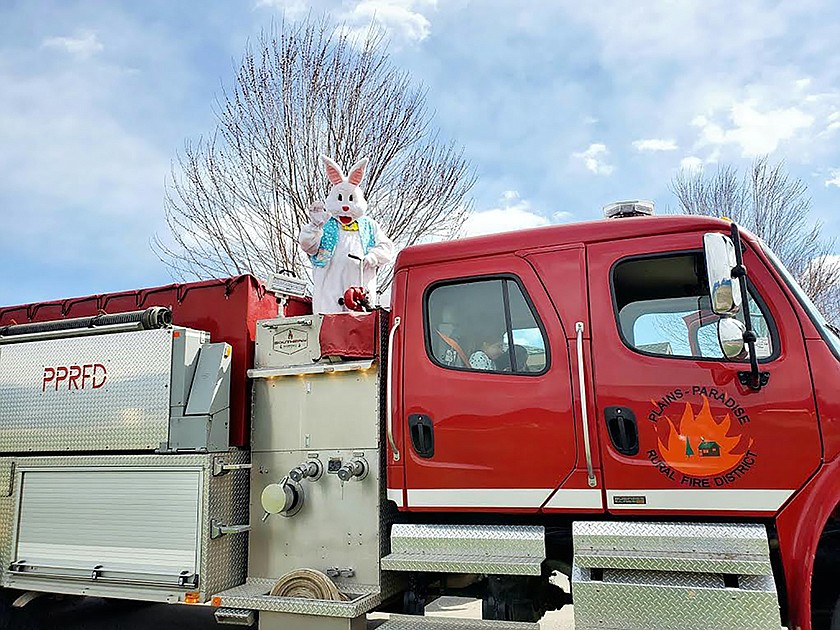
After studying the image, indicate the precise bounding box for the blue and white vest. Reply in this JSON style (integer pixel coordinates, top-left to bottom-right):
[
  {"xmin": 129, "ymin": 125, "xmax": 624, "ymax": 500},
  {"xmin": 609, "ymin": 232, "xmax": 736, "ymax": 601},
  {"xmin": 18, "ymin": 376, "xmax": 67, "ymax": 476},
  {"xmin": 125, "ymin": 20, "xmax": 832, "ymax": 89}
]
[{"xmin": 310, "ymin": 216, "xmax": 377, "ymax": 268}]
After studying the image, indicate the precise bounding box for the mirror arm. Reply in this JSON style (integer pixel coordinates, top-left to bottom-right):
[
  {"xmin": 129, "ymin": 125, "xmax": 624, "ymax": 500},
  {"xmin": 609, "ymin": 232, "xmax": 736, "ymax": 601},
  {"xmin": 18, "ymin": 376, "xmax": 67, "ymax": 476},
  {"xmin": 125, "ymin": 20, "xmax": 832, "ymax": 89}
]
[{"xmin": 729, "ymin": 223, "xmax": 766, "ymax": 391}]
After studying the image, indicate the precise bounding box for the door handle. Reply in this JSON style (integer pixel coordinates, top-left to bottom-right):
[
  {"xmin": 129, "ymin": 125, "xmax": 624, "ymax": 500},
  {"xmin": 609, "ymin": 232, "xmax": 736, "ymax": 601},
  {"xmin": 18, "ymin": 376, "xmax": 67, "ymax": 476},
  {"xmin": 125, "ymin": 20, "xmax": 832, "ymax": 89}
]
[
  {"xmin": 408, "ymin": 414, "xmax": 434, "ymax": 459},
  {"xmin": 604, "ymin": 406, "xmax": 639, "ymax": 456},
  {"xmin": 575, "ymin": 322, "xmax": 598, "ymax": 488},
  {"xmin": 387, "ymin": 316, "xmax": 401, "ymax": 462}
]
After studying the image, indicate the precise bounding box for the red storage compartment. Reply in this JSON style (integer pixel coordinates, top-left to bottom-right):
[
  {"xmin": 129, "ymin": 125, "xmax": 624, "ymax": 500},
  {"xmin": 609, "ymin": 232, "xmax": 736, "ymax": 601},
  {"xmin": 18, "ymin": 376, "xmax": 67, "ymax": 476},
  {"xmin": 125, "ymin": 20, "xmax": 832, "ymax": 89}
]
[{"xmin": 0, "ymin": 275, "xmax": 310, "ymax": 447}]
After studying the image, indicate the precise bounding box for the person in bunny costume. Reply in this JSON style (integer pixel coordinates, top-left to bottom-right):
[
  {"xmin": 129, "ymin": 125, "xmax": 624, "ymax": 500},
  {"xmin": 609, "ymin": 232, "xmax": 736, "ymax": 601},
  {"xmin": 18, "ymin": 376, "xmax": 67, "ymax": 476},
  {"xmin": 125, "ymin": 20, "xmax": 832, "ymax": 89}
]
[{"xmin": 299, "ymin": 155, "xmax": 395, "ymax": 314}]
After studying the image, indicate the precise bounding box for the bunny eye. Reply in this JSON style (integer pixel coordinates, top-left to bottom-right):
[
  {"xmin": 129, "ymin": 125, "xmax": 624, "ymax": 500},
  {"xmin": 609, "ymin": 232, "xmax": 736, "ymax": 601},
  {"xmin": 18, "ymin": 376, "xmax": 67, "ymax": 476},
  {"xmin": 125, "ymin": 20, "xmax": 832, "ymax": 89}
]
[
  {"xmin": 349, "ymin": 194, "xmax": 354, "ymax": 202},
  {"xmin": 337, "ymin": 194, "xmax": 343, "ymax": 201}
]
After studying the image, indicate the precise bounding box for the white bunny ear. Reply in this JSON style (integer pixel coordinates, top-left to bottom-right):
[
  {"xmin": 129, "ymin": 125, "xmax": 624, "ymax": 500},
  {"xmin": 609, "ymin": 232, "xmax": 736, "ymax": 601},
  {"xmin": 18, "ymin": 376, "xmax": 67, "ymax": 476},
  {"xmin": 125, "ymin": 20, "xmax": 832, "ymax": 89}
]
[
  {"xmin": 321, "ymin": 155, "xmax": 345, "ymax": 185},
  {"xmin": 347, "ymin": 157, "xmax": 369, "ymax": 186}
]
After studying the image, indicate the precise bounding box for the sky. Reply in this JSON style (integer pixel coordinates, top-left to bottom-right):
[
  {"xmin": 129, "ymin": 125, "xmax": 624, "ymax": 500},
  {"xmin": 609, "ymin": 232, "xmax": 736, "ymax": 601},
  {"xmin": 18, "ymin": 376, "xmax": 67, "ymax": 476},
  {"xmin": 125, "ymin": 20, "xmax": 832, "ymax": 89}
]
[{"xmin": 2, "ymin": 0, "xmax": 840, "ymax": 306}]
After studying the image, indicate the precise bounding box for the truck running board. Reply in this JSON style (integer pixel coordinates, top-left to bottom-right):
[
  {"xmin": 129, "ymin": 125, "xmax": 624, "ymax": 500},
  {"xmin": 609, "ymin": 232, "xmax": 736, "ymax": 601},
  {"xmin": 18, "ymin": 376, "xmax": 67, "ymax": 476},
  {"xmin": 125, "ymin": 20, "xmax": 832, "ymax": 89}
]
[
  {"xmin": 571, "ymin": 521, "xmax": 781, "ymax": 630},
  {"xmin": 381, "ymin": 524, "xmax": 545, "ymax": 576},
  {"xmin": 372, "ymin": 615, "xmax": 539, "ymax": 629}
]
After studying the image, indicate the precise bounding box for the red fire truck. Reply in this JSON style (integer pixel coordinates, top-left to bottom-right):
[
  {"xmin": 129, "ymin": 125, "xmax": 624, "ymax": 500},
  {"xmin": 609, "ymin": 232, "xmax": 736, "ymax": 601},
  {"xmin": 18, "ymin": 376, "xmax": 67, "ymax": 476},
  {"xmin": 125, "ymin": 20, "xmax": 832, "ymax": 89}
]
[{"xmin": 0, "ymin": 214, "xmax": 838, "ymax": 630}]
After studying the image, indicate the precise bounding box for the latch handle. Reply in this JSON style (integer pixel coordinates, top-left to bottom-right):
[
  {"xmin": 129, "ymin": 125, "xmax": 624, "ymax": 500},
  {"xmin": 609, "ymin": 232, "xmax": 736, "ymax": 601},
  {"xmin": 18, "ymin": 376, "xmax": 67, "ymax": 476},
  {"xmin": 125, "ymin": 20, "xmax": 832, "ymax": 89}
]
[
  {"xmin": 210, "ymin": 519, "xmax": 251, "ymax": 540},
  {"xmin": 212, "ymin": 458, "xmax": 253, "ymax": 477}
]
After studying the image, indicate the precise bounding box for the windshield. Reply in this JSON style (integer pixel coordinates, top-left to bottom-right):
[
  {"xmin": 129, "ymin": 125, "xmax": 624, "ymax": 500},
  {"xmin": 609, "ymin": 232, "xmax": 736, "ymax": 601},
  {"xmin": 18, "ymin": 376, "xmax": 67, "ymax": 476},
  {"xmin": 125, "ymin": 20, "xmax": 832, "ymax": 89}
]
[{"xmin": 760, "ymin": 240, "xmax": 840, "ymax": 360}]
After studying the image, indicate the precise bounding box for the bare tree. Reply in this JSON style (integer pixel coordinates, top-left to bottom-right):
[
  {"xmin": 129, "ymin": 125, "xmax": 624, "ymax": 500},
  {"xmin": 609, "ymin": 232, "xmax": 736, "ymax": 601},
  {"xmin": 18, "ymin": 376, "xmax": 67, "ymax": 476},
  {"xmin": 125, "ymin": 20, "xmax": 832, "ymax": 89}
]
[
  {"xmin": 671, "ymin": 156, "xmax": 840, "ymax": 321},
  {"xmin": 153, "ymin": 16, "xmax": 475, "ymax": 283}
]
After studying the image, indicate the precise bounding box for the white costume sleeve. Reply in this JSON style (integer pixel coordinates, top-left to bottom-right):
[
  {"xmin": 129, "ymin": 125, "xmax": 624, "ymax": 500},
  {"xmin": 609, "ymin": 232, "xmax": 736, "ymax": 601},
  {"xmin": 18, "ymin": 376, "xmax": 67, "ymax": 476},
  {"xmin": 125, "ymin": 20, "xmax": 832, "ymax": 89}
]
[
  {"xmin": 298, "ymin": 223, "xmax": 324, "ymax": 256},
  {"xmin": 363, "ymin": 219, "xmax": 396, "ymax": 268}
]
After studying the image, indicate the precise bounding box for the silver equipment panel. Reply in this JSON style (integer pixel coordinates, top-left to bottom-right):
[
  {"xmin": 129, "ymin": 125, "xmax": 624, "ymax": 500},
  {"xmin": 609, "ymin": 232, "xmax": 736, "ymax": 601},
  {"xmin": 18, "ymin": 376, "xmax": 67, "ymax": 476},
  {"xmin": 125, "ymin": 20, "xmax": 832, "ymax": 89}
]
[
  {"xmin": 0, "ymin": 329, "xmax": 173, "ymax": 453},
  {"xmin": 0, "ymin": 452, "xmax": 250, "ymax": 603}
]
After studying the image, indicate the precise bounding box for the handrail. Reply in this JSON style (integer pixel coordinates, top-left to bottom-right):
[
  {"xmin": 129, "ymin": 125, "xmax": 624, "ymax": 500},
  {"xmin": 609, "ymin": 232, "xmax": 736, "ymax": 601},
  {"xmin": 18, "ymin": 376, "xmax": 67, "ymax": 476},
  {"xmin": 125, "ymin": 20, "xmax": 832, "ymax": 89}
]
[
  {"xmin": 575, "ymin": 322, "xmax": 597, "ymax": 488},
  {"xmin": 387, "ymin": 316, "xmax": 402, "ymax": 462}
]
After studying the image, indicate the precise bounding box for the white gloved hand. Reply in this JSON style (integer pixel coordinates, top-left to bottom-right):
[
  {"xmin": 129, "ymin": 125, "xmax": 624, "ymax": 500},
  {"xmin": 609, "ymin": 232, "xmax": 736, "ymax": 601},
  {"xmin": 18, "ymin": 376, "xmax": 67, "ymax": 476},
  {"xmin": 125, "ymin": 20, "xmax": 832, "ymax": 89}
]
[
  {"xmin": 309, "ymin": 201, "xmax": 329, "ymax": 227},
  {"xmin": 363, "ymin": 253, "xmax": 379, "ymax": 269}
]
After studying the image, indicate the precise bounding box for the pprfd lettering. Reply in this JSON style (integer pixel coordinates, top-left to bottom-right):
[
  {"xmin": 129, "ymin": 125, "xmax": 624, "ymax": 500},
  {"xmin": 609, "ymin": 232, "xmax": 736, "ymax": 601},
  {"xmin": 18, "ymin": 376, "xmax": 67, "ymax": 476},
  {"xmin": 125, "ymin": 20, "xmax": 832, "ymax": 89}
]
[{"xmin": 42, "ymin": 364, "xmax": 107, "ymax": 392}]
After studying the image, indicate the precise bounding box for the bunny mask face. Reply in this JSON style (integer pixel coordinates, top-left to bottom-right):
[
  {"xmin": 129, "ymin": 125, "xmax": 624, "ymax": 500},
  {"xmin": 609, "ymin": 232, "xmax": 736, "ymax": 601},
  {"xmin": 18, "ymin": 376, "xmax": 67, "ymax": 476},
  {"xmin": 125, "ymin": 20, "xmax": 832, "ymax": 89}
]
[{"xmin": 322, "ymin": 155, "xmax": 369, "ymax": 226}]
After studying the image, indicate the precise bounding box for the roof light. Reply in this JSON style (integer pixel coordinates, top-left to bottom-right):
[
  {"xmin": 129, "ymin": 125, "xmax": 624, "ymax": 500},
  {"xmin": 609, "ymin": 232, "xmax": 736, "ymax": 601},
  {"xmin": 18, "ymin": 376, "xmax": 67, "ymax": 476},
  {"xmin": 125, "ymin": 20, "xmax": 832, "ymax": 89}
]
[{"xmin": 603, "ymin": 200, "xmax": 655, "ymax": 219}]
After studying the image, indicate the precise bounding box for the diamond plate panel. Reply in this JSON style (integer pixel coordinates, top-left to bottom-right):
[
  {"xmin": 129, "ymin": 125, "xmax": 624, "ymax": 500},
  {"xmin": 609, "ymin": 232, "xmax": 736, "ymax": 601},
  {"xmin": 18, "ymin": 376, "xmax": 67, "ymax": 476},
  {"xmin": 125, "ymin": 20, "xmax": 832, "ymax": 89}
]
[
  {"xmin": 573, "ymin": 521, "xmax": 769, "ymax": 556},
  {"xmin": 217, "ymin": 578, "xmax": 381, "ymax": 617},
  {"xmin": 573, "ymin": 551, "xmax": 771, "ymax": 575},
  {"xmin": 572, "ymin": 565, "xmax": 781, "ymax": 630},
  {"xmin": 0, "ymin": 452, "xmax": 249, "ymax": 603},
  {"xmin": 203, "ymin": 449, "xmax": 250, "ymax": 598},
  {"xmin": 381, "ymin": 554, "xmax": 542, "ymax": 576},
  {"xmin": 374, "ymin": 615, "xmax": 539, "ymax": 629},
  {"xmin": 0, "ymin": 329, "xmax": 173, "ymax": 452},
  {"xmin": 389, "ymin": 524, "xmax": 544, "ymax": 558}
]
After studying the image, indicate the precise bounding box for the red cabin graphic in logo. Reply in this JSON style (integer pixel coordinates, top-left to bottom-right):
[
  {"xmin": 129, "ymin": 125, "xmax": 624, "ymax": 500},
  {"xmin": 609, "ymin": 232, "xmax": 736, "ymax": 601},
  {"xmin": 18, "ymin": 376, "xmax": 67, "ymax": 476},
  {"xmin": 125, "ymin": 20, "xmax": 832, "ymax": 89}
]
[{"xmin": 657, "ymin": 395, "xmax": 751, "ymax": 477}]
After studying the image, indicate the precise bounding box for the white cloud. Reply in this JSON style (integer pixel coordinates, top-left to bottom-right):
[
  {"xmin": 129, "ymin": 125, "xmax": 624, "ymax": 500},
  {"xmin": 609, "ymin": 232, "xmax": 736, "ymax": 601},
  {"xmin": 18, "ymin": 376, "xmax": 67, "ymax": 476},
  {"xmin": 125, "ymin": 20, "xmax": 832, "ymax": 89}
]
[
  {"xmin": 633, "ymin": 138, "xmax": 678, "ymax": 152},
  {"xmin": 463, "ymin": 190, "xmax": 553, "ymax": 237},
  {"xmin": 42, "ymin": 31, "xmax": 104, "ymax": 58},
  {"xmin": 573, "ymin": 143, "xmax": 614, "ymax": 175},
  {"xmin": 692, "ymin": 100, "xmax": 814, "ymax": 156},
  {"xmin": 339, "ymin": 0, "xmax": 436, "ymax": 46},
  {"xmin": 826, "ymin": 111, "xmax": 840, "ymax": 134},
  {"xmin": 826, "ymin": 169, "xmax": 840, "ymax": 188},
  {"xmin": 254, "ymin": 0, "xmax": 309, "ymax": 17}
]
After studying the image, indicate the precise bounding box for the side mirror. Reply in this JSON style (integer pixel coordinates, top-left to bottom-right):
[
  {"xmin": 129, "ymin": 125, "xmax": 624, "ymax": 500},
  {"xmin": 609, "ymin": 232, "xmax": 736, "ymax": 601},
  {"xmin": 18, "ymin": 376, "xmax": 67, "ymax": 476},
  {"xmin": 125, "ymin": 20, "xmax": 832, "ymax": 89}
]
[
  {"xmin": 703, "ymin": 233, "xmax": 742, "ymax": 315},
  {"xmin": 718, "ymin": 317, "xmax": 747, "ymax": 359}
]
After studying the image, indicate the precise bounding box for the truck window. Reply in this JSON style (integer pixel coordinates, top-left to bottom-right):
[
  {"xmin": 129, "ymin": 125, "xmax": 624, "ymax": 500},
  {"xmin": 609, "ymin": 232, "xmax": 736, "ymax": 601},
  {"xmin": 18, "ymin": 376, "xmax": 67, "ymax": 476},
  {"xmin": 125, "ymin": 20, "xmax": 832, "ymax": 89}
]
[
  {"xmin": 613, "ymin": 253, "xmax": 775, "ymax": 360},
  {"xmin": 426, "ymin": 277, "xmax": 548, "ymax": 374}
]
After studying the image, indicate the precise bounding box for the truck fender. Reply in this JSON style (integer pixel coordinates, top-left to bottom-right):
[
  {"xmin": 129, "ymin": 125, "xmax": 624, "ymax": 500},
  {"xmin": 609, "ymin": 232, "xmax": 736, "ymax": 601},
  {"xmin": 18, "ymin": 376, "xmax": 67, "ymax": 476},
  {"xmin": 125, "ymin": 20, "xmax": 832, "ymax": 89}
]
[{"xmin": 776, "ymin": 454, "xmax": 840, "ymax": 630}]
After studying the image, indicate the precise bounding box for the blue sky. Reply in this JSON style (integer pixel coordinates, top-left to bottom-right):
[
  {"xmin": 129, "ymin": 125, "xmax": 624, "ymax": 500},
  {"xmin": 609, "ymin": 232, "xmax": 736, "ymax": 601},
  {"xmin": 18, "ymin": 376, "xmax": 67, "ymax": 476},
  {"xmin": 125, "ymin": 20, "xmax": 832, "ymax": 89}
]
[{"xmin": 2, "ymin": 0, "xmax": 840, "ymax": 306}]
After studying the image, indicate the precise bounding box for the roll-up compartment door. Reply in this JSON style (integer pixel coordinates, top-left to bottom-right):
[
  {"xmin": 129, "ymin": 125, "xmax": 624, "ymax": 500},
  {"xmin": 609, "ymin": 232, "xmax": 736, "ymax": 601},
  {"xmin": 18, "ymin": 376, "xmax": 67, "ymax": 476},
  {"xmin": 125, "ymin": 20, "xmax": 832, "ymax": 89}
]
[{"xmin": 12, "ymin": 468, "xmax": 202, "ymax": 587}]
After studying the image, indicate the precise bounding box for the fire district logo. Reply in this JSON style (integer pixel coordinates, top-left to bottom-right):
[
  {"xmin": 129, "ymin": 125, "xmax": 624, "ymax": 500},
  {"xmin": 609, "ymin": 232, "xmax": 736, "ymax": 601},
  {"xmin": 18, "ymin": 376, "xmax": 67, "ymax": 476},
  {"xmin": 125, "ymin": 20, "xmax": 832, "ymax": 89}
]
[
  {"xmin": 646, "ymin": 386, "xmax": 758, "ymax": 488},
  {"xmin": 273, "ymin": 328, "xmax": 308, "ymax": 355}
]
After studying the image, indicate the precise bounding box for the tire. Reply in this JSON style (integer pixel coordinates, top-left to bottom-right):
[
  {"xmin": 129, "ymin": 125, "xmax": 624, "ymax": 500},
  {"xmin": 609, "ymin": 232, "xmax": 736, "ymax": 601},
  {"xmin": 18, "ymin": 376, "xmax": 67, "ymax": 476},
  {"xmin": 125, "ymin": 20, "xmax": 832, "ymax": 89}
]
[
  {"xmin": 0, "ymin": 596, "xmax": 10, "ymax": 630},
  {"xmin": 0, "ymin": 593, "xmax": 40, "ymax": 630},
  {"xmin": 831, "ymin": 594, "xmax": 840, "ymax": 630}
]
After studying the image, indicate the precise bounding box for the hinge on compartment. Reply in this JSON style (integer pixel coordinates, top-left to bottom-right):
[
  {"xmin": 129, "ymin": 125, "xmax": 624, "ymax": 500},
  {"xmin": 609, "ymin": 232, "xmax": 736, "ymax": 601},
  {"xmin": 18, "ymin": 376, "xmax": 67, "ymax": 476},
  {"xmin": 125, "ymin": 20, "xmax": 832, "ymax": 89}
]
[{"xmin": 178, "ymin": 570, "xmax": 199, "ymax": 588}]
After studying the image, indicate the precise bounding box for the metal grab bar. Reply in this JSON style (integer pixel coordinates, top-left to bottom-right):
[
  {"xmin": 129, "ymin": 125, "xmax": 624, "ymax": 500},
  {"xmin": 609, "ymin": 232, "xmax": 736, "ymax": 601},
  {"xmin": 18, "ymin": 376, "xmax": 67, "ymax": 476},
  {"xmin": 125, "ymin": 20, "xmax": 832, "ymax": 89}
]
[
  {"xmin": 575, "ymin": 322, "xmax": 597, "ymax": 488},
  {"xmin": 387, "ymin": 316, "xmax": 402, "ymax": 462}
]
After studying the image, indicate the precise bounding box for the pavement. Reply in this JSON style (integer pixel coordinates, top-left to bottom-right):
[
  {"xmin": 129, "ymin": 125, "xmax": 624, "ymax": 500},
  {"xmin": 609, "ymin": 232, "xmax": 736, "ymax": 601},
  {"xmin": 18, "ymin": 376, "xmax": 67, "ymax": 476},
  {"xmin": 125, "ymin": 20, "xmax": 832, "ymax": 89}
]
[
  {"xmin": 421, "ymin": 597, "xmax": 574, "ymax": 629},
  {"xmin": 11, "ymin": 596, "xmax": 575, "ymax": 630}
]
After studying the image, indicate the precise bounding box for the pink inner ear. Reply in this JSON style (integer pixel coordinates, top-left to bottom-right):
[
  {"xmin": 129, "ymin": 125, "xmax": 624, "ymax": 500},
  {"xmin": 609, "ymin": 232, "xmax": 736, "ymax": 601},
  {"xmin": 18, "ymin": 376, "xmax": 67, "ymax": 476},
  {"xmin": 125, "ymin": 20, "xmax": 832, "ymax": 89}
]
[
  {"xmin": 348, "ymin": 159, "xmax": 368, "ymax": 186},
  {"xmin": 324, "ymin": 164, "xmax": 344, "ymax": 185}
]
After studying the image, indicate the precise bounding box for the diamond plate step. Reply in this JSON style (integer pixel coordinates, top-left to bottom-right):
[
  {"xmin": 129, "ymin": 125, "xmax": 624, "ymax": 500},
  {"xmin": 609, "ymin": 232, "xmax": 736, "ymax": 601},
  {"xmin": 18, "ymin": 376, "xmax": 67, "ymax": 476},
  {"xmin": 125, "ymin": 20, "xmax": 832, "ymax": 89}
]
[
  {"xmin": 214, "ymin": 607, "xmax": 255, "ymax": 626},
  {"xmin": 381, "ymin": 524, "xmax": 544, "ymax": 576},
  {"xmin": 573, "ymin": 521, "xmax": 772, "ymax": 574},
  {"xmin": 572, "ymin": 521, "xmax": 781, "ymax": 630},
  {"xmin": 370, "ymin": 615, "xmax": 539, "ymax": 629}
]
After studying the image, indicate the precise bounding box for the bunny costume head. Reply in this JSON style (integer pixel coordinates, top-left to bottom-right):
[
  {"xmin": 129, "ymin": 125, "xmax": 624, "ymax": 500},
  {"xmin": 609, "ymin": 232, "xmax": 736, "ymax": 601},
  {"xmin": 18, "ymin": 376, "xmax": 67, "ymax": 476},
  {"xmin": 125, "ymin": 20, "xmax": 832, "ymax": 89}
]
[
  {"xmin": 297, "ymin": 154, "xmax": 395, "ymax": 314},
  {"xmin": 322, "ymin": 155, "xmax": 369, "ymax": 225}
]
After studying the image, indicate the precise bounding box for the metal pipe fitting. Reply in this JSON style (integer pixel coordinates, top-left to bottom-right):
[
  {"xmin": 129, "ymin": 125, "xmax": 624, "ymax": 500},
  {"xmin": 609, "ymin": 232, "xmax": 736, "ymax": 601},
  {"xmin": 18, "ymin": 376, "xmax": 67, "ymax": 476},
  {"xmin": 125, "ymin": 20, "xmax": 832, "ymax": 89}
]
[
  {"xmin": 288, "ymin": 459, "xmax": 323, "ymax": 483},
  {"xmin": 337, "ymin": 457, "xmax": 368, "ymax": 482}
]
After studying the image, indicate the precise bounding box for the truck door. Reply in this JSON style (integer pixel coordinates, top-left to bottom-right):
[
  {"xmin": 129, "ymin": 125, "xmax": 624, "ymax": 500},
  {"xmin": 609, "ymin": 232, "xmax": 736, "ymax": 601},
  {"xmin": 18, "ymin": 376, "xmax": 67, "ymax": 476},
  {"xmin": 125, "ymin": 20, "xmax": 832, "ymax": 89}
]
[
  {"xmin": 400, "ymin": 254, "xmax": 596, "ymax": 512},
  {"xmin": 588, "ymin": 231, "xmax": 821, "ymax": 514}
]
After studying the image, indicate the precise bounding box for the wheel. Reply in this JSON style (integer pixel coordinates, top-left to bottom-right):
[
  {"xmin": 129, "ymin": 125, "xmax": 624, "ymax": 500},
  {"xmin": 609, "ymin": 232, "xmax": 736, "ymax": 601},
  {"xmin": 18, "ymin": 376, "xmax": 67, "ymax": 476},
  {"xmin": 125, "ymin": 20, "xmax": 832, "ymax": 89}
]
[
  {"xmin": 481, "ymin": 595, "xmax": 500, "ymax": 620},
  {"xmin": 831, "ymin": 594, "xmax": 840, "ymax": 630},
  {"xmin": 403, "ymin": 589, "xmax": 425, "ymax": 616},
  {"xmin": 0, "ymin": 591, "xmax": 40, "ymax": 630},
  {"xmin": 0, "ymin": 595, "xmax": 10, "ymax": 630},
  {"xmin": 482, "ymin": 577, "xmax": 541, "ymax": 622}
]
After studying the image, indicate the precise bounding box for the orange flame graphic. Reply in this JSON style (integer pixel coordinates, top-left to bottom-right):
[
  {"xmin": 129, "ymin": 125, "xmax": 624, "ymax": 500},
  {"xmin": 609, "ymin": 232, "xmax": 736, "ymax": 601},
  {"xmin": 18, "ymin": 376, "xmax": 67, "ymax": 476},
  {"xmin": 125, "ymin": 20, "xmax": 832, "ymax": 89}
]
[{"xmin": 657, "ymin": 395, "xmax": 751, "ymax": 477}]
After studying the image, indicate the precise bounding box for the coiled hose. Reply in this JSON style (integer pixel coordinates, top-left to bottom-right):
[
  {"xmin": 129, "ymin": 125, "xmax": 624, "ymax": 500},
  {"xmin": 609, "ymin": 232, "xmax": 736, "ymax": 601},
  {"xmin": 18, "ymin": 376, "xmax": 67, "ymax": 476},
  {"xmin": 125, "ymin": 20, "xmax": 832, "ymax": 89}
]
[{"xmin": 269, "ymin": 568, "xmax": 347, "ymax": 601}]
